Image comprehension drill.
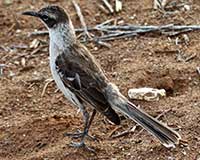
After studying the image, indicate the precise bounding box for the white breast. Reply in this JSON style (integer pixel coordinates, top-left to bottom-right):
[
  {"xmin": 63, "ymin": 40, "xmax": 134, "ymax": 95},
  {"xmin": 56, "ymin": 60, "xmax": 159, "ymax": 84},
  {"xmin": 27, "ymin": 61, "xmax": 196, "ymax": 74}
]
[
  {"xmin": 48, "ymin": 23, "xmax": 81, "ymax": 108},
  {"xmin": 49, "ymin": 41, "xmax": 81, "ymax": 108}
]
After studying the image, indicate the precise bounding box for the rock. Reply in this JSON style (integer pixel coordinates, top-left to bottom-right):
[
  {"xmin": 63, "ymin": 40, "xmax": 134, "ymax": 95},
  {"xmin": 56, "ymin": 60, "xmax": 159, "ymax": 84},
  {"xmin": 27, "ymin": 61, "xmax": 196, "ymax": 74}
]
[
  {"xmin": 3, "ymin": 0, "xmax": 13, "ymax": 6},
  {"xmin": 128, "ymin": 87, "xmax": 166, "ymax": 101}
]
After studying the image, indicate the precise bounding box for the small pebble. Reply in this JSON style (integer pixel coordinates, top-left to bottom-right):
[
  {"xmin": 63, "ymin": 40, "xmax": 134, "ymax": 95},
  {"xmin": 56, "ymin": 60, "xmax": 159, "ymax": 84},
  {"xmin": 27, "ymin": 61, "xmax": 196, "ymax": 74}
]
[{"xmin": 3, "ymin": 0, "xmax": 13, "ymax": 6}]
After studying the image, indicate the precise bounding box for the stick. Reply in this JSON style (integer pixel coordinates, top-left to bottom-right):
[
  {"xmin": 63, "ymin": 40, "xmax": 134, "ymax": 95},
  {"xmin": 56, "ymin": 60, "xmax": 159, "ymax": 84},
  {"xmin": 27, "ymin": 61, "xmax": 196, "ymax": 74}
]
[
  {"xmin": 0, "ymin": 64, "xmax": 7, "ymax": 76},
  {"xmin": 41, "ymin": 79, "xmax": 54, "ymax": 97},
  {"xmin": 115, "ymin": 0, "xmax": 122, "ymax": 12},
  {"xmin": 28, "ymin": 30, "xmax": 49, "ymax": 37},
  {"xmin": 185, "ymin": 53, "xmax": 197, "ymax": 62},
  {"xmin": 110, "ymin": 125, "xmax": 137, "ymax": 139},
  {"xmin": 108, "ymin": 126, "xmax": 122, "ymax": 137},
  {"xmin": 102, "ymin": 0, "xmax": 114, "ymax": 13},
  {"xmin": 97, "ymin": 32, "xmax": 138, "ymax": 41},
  {"xmin": 28, "ymin": 24, "xmax": 200, "ymax": 43},
  {"xmin": 72, "ymin": 0, "xmax": 91, "ymax": 40},
  {"xmin": 72, "ymin": 1, "xmax": 112, "ymax": 47},
  {"xmin": 32, "ymin": 24, "xmax": 200, "ymax": 35},
  {"xmin": 96, "ymin": 18, "xmax": 116, "ymax": 28},
  {"xmin": 94, "ymin": 40, "xmax": 112, "ymax": 48},
  {"xmin": 29, "ymin": 25, "xmax": 200, "ymax": 36},
  {"xmin": 196, "ymin": 67, "xmax": 200, "ymax": 75},
  {"xmin": 97, "ymin": 3, "xmax": 110, "ymax": 14}
]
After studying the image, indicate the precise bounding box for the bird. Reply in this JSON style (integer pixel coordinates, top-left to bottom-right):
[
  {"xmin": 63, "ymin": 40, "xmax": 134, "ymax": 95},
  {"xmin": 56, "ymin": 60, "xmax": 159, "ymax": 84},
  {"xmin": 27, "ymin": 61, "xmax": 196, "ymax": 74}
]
[{"xmin": 22, "ymin": 5, "xmax": 181, "ymax": 151}]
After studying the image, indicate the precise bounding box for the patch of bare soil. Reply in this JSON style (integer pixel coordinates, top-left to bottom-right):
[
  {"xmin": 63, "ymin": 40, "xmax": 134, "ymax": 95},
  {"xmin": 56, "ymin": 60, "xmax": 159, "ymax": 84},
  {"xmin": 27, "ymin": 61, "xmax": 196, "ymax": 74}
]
[{"xmin": 0, "ymin": 0, "xmax": 200, "ymax": 159}]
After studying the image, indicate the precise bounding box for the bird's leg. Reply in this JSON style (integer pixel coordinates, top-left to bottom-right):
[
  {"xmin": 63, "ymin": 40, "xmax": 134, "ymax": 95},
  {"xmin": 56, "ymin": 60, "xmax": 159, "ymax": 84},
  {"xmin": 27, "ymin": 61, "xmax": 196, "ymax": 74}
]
[
  {"xmin": 79, "ymin": 109, "xmax": 96, "ymax": 140},
  {"xmin": 86, "ymin": 109, "xmax": 96, "ymax": 134},
  {"xmin": 70, "ymin": 109, "xmax": 96, "ymax": 152},
  {"xmin": 65, "ymin": 107, "xmax": 97, "ymax": 152},
  {"xmin": 64, "ymin": 109, "xmax": 96, "ymax": 140}
]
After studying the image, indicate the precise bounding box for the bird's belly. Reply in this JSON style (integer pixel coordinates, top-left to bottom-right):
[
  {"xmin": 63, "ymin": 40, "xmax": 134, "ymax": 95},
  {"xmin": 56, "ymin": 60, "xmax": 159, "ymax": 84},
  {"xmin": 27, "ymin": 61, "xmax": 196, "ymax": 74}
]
[{"xmin": 50, "ymin": 59, "xmax": 80, "ymax": 108}]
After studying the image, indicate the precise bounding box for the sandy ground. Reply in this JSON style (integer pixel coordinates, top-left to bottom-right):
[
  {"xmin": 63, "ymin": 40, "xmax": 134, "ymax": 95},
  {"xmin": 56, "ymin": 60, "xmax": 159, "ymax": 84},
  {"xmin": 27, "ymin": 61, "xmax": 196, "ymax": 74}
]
[{"xmin": 0, "ymin": 0, "xmax": 200, "ymax": 159}]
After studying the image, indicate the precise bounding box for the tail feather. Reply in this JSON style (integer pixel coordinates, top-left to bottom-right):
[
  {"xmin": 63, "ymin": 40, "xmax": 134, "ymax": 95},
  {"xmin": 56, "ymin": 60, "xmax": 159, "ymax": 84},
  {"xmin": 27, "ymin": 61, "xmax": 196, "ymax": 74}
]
[
  {"xmin": 105, "ymin": 83, "xmax": 181, "ymax": 148},
  {"xmin": 125, "ymin": 101, "xmax": 181, "ymax": 148}
]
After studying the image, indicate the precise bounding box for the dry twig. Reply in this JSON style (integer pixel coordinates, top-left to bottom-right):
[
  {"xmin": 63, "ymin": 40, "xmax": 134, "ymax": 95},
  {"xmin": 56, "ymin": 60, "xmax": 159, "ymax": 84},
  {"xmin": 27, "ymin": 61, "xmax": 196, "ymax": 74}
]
[
  {"xmin": 115, "ymin": 0, "xmax": 122, "ymax": 12},
  {"xmin": 196, "ymin": 67, "xmax": 200, "ymax": 76},
  {"xmin": 28, "ymin": 24, "xmax": 200, "ymax": 44},
  {"xmin": 41, "ymin": 79, "xmax": 54, "ymax": 97},
  {"xmin": 102, "ymin": 0, "xmax": 114, "ymax": 13},
  {"xmin": 154, "ymin": 0, "xmax": 167, "ymax": 10},
  {"xmin": 110, "ymin": 125, "xmax": 137, "ymax": 139},
  {"xmin": 97, "ymin": 3, "xmax": 110, "ymax": 14},
  {"xmin": 72, "ymin": 0, "xmax": 91, "ymax": 40},
  {"xmin": 108, "ymin": 126, "xmax": 122, "ymax": 137},
  {"xmin": 185, "ymin": 53, "xmax": 197, "ymax": 62},
  {"xmin": 72, "ymin": 0, "xmax": 111, "ymax": 47},
  {"xmin": 0, "ymin": 64, "xmax": 7, "ymax": 76},
  {"xmin": 28, "ymin": 30, "xmax": 49, "ymax": 37}
]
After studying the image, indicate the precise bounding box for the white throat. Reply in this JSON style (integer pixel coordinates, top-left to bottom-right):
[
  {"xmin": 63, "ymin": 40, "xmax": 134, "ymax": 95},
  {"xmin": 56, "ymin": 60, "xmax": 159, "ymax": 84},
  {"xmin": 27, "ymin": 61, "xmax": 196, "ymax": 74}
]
[
  {"xmin": 49, "ymin": 22, "xmax": 76, "ymax": 51},
  {"xmin": 48, "ymin": 22, "xmax": 76, "ymax": 65}
]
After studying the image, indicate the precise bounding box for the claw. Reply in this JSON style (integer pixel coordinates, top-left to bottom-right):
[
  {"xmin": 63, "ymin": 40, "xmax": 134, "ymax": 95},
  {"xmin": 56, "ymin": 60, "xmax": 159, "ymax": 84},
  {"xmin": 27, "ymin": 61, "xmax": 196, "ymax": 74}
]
[
  {"xmin": 64, "ymin": 130, "xmax": 97, "ymax": 141},
  {"xmin": 64, "ymin": 130, "xmax": 83, "ymax": 139},
  {"xmin": 69, "ymin": 141, "xmax": 96, "ymax": 153},
  {"xmin": 86, "ymin": 134, "xmax": 97, "ymax": 141}
]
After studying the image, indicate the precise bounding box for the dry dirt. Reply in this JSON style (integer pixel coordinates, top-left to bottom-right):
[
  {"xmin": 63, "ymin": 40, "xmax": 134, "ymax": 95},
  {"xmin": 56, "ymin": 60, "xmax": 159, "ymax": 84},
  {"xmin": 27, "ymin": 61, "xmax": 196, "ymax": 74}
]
[{"xmin": 0, "ymin": 0, "xmax": 200, "ymax": 160}]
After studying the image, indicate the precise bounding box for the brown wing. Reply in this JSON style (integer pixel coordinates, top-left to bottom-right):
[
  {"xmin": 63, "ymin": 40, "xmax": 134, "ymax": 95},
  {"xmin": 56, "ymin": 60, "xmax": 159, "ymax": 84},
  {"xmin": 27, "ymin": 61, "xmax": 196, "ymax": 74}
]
[{"xmin": 55, "ymin": 43, "xmax": 120, "ymax": 125}]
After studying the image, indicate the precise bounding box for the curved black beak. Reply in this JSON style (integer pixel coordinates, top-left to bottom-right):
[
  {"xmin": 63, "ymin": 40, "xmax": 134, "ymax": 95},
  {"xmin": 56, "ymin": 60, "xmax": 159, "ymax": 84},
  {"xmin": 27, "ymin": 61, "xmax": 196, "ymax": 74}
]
[{"xmin": 22, "ymin": 11, "xmax": 40, "ymax": 17}]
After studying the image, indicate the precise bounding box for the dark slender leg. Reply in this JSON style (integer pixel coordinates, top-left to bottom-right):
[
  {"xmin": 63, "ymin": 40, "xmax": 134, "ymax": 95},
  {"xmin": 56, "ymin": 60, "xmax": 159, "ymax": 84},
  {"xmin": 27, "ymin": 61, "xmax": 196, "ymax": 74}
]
[
  {"xmin": 85, "ymin": 109, "xmax": 96, "ymax": 135},
  {"xmin": 81, "ymin": 109, "xmax": 96, "ymax": 140},
  {"xmin": 64, "ymin": 109, "xmax": 96, "ymax": 138},
  {"xmin": 65, "ymin": 107, "xmax": 97, "ymax": 152}
]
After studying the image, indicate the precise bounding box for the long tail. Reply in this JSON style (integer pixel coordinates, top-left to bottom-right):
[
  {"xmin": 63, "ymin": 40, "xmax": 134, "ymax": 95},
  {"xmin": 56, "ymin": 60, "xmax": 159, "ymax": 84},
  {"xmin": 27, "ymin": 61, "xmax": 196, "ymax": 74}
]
[{"xmin": 105, "ymin": 83, "xmax": 181, "ymax": 148}]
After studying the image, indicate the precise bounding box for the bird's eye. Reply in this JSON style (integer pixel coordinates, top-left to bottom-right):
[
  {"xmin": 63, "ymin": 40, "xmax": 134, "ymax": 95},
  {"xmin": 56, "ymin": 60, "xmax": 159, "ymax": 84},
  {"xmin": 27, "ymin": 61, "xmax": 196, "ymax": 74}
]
[{"xmin": 42, "ymin": 15, "xmax": 49, "ymax": 21}]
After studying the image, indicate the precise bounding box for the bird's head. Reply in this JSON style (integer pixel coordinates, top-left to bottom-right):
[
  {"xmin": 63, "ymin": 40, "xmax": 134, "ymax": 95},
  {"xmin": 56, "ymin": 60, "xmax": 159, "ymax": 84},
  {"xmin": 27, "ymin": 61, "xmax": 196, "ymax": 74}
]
[
  {"xmin": 22, "ymin": 5, "xmax": 76, "ymax": 48},
  {"xmin": 22, "ymin": 5, "xmax": 70, "ymax": 29}
]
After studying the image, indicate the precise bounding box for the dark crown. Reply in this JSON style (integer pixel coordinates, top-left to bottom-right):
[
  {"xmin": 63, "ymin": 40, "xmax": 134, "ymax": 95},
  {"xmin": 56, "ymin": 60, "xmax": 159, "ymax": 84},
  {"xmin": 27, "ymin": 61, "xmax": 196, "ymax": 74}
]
[{"xmin": 39, "ymin": 5, "xmax": 69, "ymax": 28}]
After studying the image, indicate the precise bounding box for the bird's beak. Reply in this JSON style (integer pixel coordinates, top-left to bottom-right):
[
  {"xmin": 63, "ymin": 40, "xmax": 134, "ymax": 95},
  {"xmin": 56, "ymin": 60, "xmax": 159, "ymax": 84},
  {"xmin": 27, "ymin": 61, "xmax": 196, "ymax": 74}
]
[{"xmin": 22, "ymin": 11, "xmax": 40, "ymax": 17}]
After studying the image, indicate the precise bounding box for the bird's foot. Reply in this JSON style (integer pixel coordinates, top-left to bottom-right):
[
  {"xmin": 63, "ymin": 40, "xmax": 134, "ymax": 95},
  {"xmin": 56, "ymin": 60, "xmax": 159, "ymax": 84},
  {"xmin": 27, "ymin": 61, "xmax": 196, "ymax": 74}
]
[
  {"xmin": 69, "ymin": 141, "xmax": 96, "ymax": 153},
  {"xmin": 64, "ymin": 130, "xmax": 97, "ymax": 141}
]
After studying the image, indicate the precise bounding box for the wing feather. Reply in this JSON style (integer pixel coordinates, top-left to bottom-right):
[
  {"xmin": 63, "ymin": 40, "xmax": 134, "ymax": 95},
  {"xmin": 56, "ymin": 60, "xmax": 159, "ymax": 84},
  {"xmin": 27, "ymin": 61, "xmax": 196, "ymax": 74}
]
[{"xmin": 55, "ymin": 43, "xmax": 120, "ymax": 125}]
